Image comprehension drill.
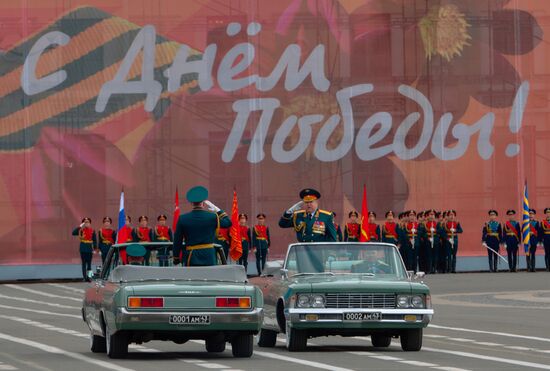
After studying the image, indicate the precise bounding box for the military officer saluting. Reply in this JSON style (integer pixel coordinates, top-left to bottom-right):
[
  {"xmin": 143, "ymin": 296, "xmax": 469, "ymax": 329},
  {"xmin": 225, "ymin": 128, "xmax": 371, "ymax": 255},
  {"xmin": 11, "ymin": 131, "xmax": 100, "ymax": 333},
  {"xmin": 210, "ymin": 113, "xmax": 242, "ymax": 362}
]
[
  {"xmin": 97, "ymin": 217, "xmax": 116, "ymax": 264},
  {"xmin": 252, "ymin": 213, "xmax": 271, "ymax": 275},
  {"xmin": 279, "ymin": 188, "xmax": 337, "ymax": 242},
  {"xmin": 153, "ymin": 214, "xmax": 173, "ymax": 267},
  {"xmin": 503, "ymin": 210, "xmax": 520, "ymax": 272},
  {"xmin": 344, "ymin": 211, "xmax": 360, "ymax": 242},
  {"xmin": 72, "ymin": 217, "xmax": 98, "ymax": 282},
  {"xmin": 173, "ymin": 186, "xmax": 232, "ymax": 266}
]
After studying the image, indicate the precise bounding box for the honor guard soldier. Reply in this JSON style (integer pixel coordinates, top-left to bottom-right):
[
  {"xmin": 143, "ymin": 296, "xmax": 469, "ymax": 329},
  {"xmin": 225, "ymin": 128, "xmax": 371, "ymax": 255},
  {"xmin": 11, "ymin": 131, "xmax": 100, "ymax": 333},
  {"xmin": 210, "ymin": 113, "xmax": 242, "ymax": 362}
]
[
  {"xmin": 253, "ymin": 213, "xmax": 271, "ymax": 275},
  {"xmin": 482, "ymin": 210, "xmax": 502, "ymax": 272},
  {"xmin": 117, "ymin": 215, "xmax": 135, "ymax": 264},
  {"xmin": 72, "ymin": 217, "xmax": 98, "ymax": 282},
  {"xmin": 134, "ymin": 216, "xmax": 153, "ymax": 265},
  {"xmin": 400, "ymin": 211, "xmax": 419, "ymax": 272},
  {"xmin": 173, "ymin": 186, "xmax": 232, "ymax": 266},
  {"xmin": 367, "ymin": 211, "xmax": 380, "ymax": 242},
  {"xmin": 440, "ymin": 210, "xmax": 463, "ymax": 273},
  {"xmin": 279, "ymin": 188, "xmax": 337, "ymax": 242},
  {"xmin": 238, "ymin": 214, "xmax": 252, "ymax": 272},
  {"xmin": 527, "ymin": 209, "xmax": 540, "ymax": 272},
  {"xmin": 344, "ymin": 211, "xmax": 360, "ymax": 242},
  {"xmin": 216, "ymin": 227, "xmax": 231, "ymax": 261},
  {"xmin": 503, "ymin": 210, "xmax": 520, "ymax": 272},
  {"xmin": 539, "ymin": 208, "xmax": 550, "ymax": 271},
  {"xmin": 419, "ymin": 209, "xmax": 439, "ymax": 274},
  {"xmin": 153, "ymin": 214, "xmax": 173, "ymax": 267},
  {"xmin": 332, "ymin": 212, "xmax": 343, "ymax": 242},
  {"xmin": 97, "ymin": 217, "xmax": 116, "ymax": 264},
  {"xmin": 381, "ymin": 211, "xmax": 399, "ymax": 245}
]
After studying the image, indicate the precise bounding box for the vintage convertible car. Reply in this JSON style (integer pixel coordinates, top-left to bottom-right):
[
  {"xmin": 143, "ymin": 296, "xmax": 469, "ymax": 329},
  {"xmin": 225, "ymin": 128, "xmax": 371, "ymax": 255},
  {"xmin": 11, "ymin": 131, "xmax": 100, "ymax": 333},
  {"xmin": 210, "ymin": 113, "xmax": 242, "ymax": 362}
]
[
  {"xmin": 252, "ymin": 242, "xmax": 434, "ymax": 352},
  {"xmin": 82, "ymin": 243, "xmax": 263, "ymax": 358}
]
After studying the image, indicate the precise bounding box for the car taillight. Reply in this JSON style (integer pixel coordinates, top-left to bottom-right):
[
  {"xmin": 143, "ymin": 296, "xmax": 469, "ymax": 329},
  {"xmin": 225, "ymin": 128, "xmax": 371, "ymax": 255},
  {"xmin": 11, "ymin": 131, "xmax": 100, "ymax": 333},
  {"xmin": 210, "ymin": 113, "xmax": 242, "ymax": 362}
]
[
  {"xmin": 215, "ymin": 297, "xmax": 251, "ymax": 308},
  {"xmin": 127, "ymin": 297, "xmax": 164, "ymax": 308}
]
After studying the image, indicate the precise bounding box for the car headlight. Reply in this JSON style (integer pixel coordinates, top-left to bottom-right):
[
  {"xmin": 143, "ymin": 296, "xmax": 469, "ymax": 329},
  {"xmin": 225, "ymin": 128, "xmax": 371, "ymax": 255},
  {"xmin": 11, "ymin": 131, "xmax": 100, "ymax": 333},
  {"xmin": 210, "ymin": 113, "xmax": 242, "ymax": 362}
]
[
  {"xmin": 411, "ymin": 295, "xmax": 424, "ymax": 308},
  {"xmin": 311, "ymin": 295, "xmax": 325, "ymax": 308},
  {"xmin": 397, "ymin": 295, "xmax": 410, "ymax": 308},
  {"xmin": 297, "ymin": 294, "xmax": 311, "ymax": 308}
]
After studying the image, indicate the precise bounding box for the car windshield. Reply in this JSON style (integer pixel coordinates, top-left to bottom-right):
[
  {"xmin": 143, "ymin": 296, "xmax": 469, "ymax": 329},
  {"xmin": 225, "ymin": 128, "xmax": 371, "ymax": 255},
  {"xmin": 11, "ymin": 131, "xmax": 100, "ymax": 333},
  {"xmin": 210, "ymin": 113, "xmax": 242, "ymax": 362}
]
[{"xmin": 284, "ymin": 243, "xmax": 407, "ymax": 280}]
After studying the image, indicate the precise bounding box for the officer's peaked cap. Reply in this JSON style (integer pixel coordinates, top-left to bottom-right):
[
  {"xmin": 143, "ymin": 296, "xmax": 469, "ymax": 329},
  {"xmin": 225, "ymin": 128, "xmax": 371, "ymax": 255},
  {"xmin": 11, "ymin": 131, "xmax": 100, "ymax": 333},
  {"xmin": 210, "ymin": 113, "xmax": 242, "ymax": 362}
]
[
  {"xmin": 300, "ymin": 188, "xmax": 321, "ymax": 202},
  {"xmin": 126, "ymin": 244, "xmax": 146, "ymax": 257},
  {"xmin": 186, "ymin": 186, "xmax": 208, "ymax": 203}
]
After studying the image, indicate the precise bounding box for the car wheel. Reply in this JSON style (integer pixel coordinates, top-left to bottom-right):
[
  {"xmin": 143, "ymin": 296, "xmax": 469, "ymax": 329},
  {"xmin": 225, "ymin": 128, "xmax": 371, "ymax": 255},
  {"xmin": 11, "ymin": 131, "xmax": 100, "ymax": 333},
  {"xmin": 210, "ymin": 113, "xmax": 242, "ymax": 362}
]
[
  {"xmin": 285, "ymin": 320, "xmax": 307, "ymax": 352},
  {"xmin": 371, "ymin": 334, "xmax": 391, "ymax": 348},
  {"xmin": 206, "ymin": 338, "xmax": 226, "ymax": 353},
  {"xmin": 90, "ymin": 332, "xmax": 106, "ymax": 353},
  {"xmin": 257, "ymin": 328, "xmax": 277, "ymax": 347},
  {"xmin": 400, "ymin": 328, "xmax": 422, "ymax": 351},
  {"xmin": 231, "ymin": 334, "xmax": 253, "ymax": 358},
  {"xmin": 105, "ymin": 321, "xmax": 128, "ymax": 359}
]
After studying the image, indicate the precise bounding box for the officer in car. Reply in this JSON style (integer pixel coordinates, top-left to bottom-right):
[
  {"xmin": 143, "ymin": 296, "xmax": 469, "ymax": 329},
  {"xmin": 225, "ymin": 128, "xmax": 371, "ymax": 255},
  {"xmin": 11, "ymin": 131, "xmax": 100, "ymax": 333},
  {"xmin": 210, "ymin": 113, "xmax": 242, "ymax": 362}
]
[
  {"xmin": 126, "ymin": 244, "xmax": 147, "ymax": 266},
  {"xmin": 172, "ymin": 186, "xmax": 232, "ymax": 266},
  {"xmin": 279, "ymin": 188, "xmax": 337, "ymax": 242},
  {"xmin": 351, "ymin": 248, "xmax": 390, "ymax": 274}
]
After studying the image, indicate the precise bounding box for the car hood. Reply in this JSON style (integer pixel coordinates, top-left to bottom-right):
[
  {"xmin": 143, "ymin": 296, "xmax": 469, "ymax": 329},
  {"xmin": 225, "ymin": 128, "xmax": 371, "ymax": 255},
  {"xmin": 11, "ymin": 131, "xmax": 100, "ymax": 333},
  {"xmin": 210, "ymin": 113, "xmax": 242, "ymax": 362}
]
[{"xmin": 288, "ymin": 275, "xmax": 416, "ymax": 294}]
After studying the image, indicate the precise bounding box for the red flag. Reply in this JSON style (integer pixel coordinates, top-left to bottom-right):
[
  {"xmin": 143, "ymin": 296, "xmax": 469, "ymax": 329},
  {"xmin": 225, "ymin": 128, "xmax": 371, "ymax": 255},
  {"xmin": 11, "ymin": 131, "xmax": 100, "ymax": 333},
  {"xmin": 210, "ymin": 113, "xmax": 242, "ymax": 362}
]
[
  {"xmin": 359, "ymin": 184, "xmax": 370, "ymax": 242},
  {"xmin": 229, "ymin": 189, "xmax": 243, "ymax": 261},
  {"xmin": 172, "ymin": 187, "xmax": 180, "ymax": 231}
]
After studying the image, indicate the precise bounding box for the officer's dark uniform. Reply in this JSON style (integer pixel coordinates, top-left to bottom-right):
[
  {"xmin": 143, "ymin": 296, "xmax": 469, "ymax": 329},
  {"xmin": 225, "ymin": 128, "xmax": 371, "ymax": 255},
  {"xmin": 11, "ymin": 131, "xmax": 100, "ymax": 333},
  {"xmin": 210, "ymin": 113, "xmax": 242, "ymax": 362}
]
[
  {"xmin": 72, "ymin": 218, "xmax": 97, "ymax": 281},
  {"xmin": 539, "ymin": 208, "xmax": 550, "ymax": 272},
  {"xmin": 482, "ymin": 210, "xmax": 502, "ymax": 272},
  {"xmin": 216, "ymin": 227, "xmax": 231, "ymax": 261},
  {"xmin": 173, "ymin": 186, "xmax": 232, "ymax": 266},
  {"xmin": 332, "ymin": 213, "xmax": 343, "ymax": 242},
  {"xmin": 97, "ymin": 220, "xmax": 116, "ymax": 264},
  {"xmin": 279, "ymin": 189, "xmax": 337, "ymax": 242},
  {"xmin": 527, "ymin": 209, "xmax": 540, "ymax": 272},
  {"xmin": 153, "ymin": 215, "xmax": 173, "ymax": 267},
  {"xmin": 252, "ymin": 214, "xmax": 270, "ymax": 275},
  {"xmin": 503, "ymin": 210, "xmax": 520, "ymax": 272}
]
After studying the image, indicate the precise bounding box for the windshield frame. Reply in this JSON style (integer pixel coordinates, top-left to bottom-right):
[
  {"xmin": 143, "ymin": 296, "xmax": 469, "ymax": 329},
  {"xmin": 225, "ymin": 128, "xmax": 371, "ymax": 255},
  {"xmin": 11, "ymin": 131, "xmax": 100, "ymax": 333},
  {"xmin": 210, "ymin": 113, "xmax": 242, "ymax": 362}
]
[{"xmin": 283, "ymin": 242, "xmax": 407, "ymax": 279}]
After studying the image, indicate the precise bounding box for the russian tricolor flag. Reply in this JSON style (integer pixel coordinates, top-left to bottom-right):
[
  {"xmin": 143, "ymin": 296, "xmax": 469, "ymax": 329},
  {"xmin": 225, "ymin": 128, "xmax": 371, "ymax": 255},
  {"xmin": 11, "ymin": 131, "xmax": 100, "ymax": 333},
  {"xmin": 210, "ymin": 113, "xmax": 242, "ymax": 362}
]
[{"xmin": 116, "ymin": 190, "xmax": 126, "ymax": 243}]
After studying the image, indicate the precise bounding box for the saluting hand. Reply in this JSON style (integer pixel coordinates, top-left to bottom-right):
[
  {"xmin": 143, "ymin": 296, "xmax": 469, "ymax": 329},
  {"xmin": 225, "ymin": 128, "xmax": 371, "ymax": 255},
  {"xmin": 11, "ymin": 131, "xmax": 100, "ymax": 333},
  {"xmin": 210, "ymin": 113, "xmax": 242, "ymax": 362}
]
[
  {"xmin": 204, "ymin": 200, "xmax": 220, "ymax": 212},
  {"xmin": 287, "ymin": 201, "xmax": 303, "ymax": 214}
]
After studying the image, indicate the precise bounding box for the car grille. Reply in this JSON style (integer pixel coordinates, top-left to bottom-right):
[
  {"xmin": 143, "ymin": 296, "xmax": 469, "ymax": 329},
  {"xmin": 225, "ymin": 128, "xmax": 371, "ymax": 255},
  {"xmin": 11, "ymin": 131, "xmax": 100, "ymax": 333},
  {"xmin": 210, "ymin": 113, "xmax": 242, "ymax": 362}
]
[{"xmin": 325, "ymin": 293, "xmax": 396, "ymax": 309}]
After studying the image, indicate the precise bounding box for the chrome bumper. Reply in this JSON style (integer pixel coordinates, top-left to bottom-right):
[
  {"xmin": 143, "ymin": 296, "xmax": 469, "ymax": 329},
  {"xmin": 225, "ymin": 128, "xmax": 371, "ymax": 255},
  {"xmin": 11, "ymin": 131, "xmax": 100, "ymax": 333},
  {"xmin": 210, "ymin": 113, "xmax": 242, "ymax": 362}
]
[
  {"xmin": 116, "ymin": 307, "xmax": 263, "ymax": 326},
  {"xmin": 287, "ymin": 308, "xmax": 433, "ymax": 324}
]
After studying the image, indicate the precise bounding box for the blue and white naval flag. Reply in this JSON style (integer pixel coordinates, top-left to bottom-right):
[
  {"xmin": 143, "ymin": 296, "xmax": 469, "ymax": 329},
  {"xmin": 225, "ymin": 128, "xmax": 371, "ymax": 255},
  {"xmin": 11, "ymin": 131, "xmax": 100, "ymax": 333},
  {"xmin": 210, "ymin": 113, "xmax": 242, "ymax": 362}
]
[{"xmin": 522, "ymin": 181, "xmax": 530, "ymax": 255}]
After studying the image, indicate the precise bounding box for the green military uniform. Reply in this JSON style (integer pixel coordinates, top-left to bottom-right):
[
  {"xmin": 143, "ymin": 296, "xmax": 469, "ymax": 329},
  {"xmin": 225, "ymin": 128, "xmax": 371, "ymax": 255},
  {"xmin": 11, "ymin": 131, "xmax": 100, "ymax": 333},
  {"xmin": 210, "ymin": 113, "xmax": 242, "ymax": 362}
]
[
  {"xmin": 172, "ymin": 186, "xmax": 232, "ymax": 266},
  {"xmin": 279, "ymin": 188, "xmax": 337, "ymax": 242}
]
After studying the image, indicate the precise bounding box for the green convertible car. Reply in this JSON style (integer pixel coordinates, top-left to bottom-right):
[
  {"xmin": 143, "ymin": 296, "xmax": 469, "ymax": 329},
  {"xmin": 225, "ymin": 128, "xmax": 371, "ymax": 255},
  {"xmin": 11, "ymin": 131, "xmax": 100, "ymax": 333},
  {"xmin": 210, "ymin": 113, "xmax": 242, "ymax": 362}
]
[
  {"xmin": 82, "ymin": 243, "xmax": 263, "ymax": 359},
  {"xmin": 252, "ymin": 242, "xmax": 434, "ymax": 352}
]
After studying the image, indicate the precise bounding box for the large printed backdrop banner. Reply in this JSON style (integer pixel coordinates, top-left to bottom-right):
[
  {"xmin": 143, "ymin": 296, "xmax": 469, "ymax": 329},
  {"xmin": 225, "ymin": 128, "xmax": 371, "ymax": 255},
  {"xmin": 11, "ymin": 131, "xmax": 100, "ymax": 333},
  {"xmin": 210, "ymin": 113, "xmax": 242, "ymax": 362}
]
[{"xmin": 0, "ymin": 0, "xmax": 547, "ymax": 265}]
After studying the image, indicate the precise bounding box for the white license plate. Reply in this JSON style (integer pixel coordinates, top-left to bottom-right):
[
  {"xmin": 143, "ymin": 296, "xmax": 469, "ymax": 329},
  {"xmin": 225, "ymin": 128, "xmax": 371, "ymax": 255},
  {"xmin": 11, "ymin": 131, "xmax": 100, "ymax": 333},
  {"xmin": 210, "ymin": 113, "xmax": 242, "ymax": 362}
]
[
  {"xmin": 343, "ymin": 312, "xmax": 381, "ymax": 321},
  {"xmin": 169, "ymin": 314, "xmax": 210, "ymax": 325}
]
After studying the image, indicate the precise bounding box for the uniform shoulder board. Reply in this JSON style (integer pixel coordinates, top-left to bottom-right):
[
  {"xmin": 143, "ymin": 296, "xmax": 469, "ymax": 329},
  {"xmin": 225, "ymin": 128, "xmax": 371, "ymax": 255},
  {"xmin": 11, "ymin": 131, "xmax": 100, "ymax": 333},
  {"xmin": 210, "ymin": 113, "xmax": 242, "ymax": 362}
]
[
  {"xmin": 318, "ymin": 209, "xmax": 333, "ymax": 216},
  {"xmin": 377, "ymin": 260, "xmax": 389, "ymax": 266},
  {"xmin": 293, "ymin": 210, "xmax": 306, "ymax": 215}
]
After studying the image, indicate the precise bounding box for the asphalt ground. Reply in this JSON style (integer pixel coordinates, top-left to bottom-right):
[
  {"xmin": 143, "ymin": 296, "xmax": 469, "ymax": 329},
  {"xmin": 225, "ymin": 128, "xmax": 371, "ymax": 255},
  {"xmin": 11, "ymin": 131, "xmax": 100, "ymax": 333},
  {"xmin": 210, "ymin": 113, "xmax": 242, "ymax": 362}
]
[{"xmin": 0, "ymin": 272, "xmax": 549, "ymax": 371}]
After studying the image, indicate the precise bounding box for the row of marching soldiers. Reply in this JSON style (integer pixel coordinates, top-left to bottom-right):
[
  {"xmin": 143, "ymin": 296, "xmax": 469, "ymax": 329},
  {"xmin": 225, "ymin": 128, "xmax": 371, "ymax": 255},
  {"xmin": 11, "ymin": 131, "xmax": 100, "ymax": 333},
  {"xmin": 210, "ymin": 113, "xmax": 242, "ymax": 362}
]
[
  {"xmin": 72, "ymin": 213, "xmax": 271, "ymax": 282},
  {"xmin": 336, "ymin": 209, "xmax": 462, "ymax": 274},
  {"xmin": 482, "ymin": 208, "xmax": 550, "ymax": 273}
]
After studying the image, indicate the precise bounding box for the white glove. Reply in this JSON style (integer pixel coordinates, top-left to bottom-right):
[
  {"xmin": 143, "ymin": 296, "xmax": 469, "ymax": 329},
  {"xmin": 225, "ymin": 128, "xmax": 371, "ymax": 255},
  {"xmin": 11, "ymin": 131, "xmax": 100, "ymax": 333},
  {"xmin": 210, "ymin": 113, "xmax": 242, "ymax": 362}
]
[
  {"xmin": 286, "ymin": 201, "xmax": 303, "ymax": 214},
  {"xmin": 450, "ymin": 228, "xmax": 456, "ymax": 233},
  {"xmin": 482, "ymin": 242, "xmax": 488, "ymax": 248},
  {"xmin": 204, "ymin": 200, "xmax": 220, "ymax": 212},
  {"xmin": 538, "ymin": 242, "xmax": 543, "ymax": 248},
  {"xmin": 79, "ymin": 222, "xmax": 85, "ymax": 228}
]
